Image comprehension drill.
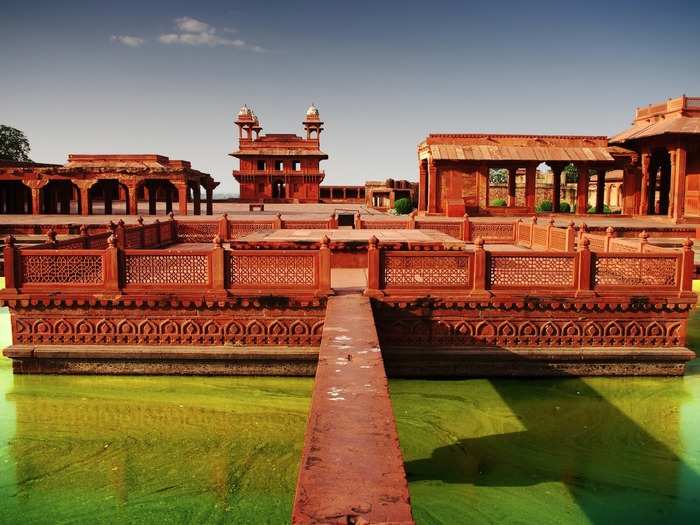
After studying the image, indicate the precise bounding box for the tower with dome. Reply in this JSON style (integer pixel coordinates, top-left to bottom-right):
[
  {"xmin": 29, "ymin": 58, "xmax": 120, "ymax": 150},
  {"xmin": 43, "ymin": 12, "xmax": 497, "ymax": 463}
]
[{"xmin": 230, "ymin": 104, "xmax": 328, "ymax": 202}]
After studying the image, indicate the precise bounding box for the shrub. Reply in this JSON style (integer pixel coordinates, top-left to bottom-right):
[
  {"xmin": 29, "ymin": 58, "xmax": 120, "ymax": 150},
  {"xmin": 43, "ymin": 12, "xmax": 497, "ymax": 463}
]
[
  {"xmin": 559, "ymin": 201, "xmax": 571, "ymax": 213},
  {"xmin": 393, "ymin": 197, "xmax": 413, "ymax": 215},
  {"xmin": 588, "ymin": 204, "xmax": 612, "ymax": 214},
  {"xmin": 536, "ymin": 200, "xmax": 553, "ymax": 212},
  {"xmin": 490, "ymin": 198, "xmax": 507, "ymax": 207}
]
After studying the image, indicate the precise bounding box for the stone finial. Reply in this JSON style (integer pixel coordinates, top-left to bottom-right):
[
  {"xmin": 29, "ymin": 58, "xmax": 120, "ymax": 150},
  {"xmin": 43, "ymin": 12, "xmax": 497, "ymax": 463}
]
[
  {"xmin": 222, "ymin": 212, "xmax": 228, "ymax": 219},
  {"xmin": 605, "ymin": 226, "xmax": 615, "ymax": 236},
  {"xmin": 137, "ymin": 215, "xmax": 144, "ymax": 225},
  {"xmin": 109, "ymin": 220, "xmax": 117, "ymax": 232},
  {"xmin": 213, "ymin": 234, "xmax": 222, "ymax": 248},
  {"xmin": 532, "ymin": 216, "xmax": 538, "ymax": 225},
  {"xmin": 683, "ymin": 238, "xmax": 694, "ymax": 251},
  {"xmin": 168, "ymin": 211, "xmax": 175, "ymax": 220},
  {"xmin": 368, "ymin": 235, "xmax": 378, "ymax": 248},
  {"xmin": 107, "ymin": 235, "xmax": 117, "ymax": 248},
  {"xmin": 118, "ymin": 219, "xmax": 125, "ymax": 227},
  {"xmin": 568, "ymin": 221, "xmax": 575, "ymax": 229},
  {"xmin": 474, "ymin": 236, "xmax": 485, "ymax": 249},
  {"xmin": 579, "ymin": 223, "xmax": 588, "ymax": 233},
  {"xmin": 79, "ymin": 225, "xmax": 88, "ymax": 236},
  {"xmin": 321, "ymin": 235, "xmax": 330, "ymax": 247},
  {"xmin": 46, "ymin": 228, "xmax": 57, "ymax": 243},
  {"xmin": 549, "ymin": 217, "xmax": 556, "ymax": 226},
  {"xmin": 4, "ymin": 235, "xmax": 15, "ymax": 247},
  {"xmin": 276, "ymin": 212, "xmax": 282, "ymax": 219},
  {"xmin": 579, "ymin": 237, "xmax": 591, "ymax": 251},
  {"xmin": 154, "ymin": 218, "xmax": 160, "ymax": 224},
  {"xmin": 639, "ymin": 230, "xmax": 649, "ymax": 241}
]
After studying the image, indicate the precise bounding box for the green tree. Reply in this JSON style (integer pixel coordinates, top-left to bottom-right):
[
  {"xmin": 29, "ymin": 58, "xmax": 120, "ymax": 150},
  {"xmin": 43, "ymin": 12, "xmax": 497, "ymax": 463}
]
[
  {"xmin": 564, "ymin": 163, "xmax": 577, "ymax": 183},
  {"xmin": 0, "ymin": 125, "xmax": 32, "ymax": 162},
  {"xmin": 393, "ymin": 197, "xmax": 413, "ymax": 214}
]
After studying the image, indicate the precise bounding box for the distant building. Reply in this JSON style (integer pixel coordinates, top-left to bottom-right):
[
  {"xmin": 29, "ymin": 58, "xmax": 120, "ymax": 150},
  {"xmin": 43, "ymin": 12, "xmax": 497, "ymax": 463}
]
[
  {"xmin": 231, "ymin": 104, "xmax": 327, "ymax": 202},
  {"xmin": 0, "ymin": 155, "xmax": 216, "ymax": 216}
]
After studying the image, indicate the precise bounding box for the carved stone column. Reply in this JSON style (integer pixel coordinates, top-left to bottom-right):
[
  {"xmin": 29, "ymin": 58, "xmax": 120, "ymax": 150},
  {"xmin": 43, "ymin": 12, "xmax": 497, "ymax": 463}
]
[
  {"xmin": 595, "ymin": 168, "xmax": 606, "ymax": 214},
  {"xmin": 418, "ymin": 159, "xmax": 428, "ymax": 212},
  {"xmin": 550, "ymin": 164, "xmax": 563, "ymax": 212},
  {"xmin": 22, "ymin": 179, "xmax": 48, "ymax": 215},
  {"xmin": 175, "ymin": 181, "xmax": 188, "ymax": 215},
  {"xmin": 192, "ymin": 181, "xmax": 201, "ymax": 215},
  {"xmin": 576, "ymin": 165, "xmax": 589, "ymax": 215},
  {"xmin": 672, "ymin": 146, "xmax": 687, "ymax": 222},
  {"xmin": 640, "ymin": 152, "xmax": 650, "ymax": 215},
  {"xmin": 126, "ymin": 181, "xmax": 139, "ymax": 215},
  {"xmin": 525, "ymin": 164, "xmax": 537, "ymax": 212},
  {"xmin": 428, "ymin": 160, "xmax": 438, "ymax": 214},
  {"xmin": 507, "ymin": 167, "xmax": 517, "ymax": 207}
]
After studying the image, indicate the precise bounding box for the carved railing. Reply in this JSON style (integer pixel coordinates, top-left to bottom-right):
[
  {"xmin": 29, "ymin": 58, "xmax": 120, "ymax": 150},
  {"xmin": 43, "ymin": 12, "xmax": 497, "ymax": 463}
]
[
  {"xmin": 366, "ymin": 237, "xmax": 694, "ymax": 296},
  {"xmin": 514, "ymin": 218, "xmax": 575, "ymax": 252},
  {"xmin": 2, "ymin": 234, "xmax": 331, "ymax": 296}
]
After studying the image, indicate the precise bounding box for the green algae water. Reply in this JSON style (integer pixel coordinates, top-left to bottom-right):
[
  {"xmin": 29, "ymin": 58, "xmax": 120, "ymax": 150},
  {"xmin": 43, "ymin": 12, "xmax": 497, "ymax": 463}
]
[
  {"xmin": 392, "ymin": 318, "xmax": 700, "ymax": 524},
  {"xmin": 2, "ymin": 288, "xmax": 700, "ymax": 524},
  {"xmin": 0, "ymin": 296, "xmax": 312, "ymax": 523}
]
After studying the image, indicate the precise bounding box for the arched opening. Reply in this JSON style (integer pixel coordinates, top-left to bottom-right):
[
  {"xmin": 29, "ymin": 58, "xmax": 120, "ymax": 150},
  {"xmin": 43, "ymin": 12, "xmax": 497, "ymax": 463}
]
[
  {"xmin": 272, "ymin": 179, "xmax": 286, "ymax": 199},
  {"xmin": 41, "ymin": 180, "xmax": 80, "ymax": 214},
  {"xmin": 648, "ymin": 149, "xmax": 671, "ymax": 215},
  {"xmin": 89, "ymin": 179, "xmax": 129, "ymax": 215},
  {"xmin": 0, "ymin": 181, "xmax": 32, "ymax": 214}
]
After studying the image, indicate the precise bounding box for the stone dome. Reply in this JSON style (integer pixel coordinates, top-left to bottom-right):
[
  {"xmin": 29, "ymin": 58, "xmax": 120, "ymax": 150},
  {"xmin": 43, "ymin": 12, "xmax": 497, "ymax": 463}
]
[
  {"xmin": 306, "ymin": 104, "xmax": 319, "ymax": 118},
  {"xmin": 238, "ymin": 104, "xmax": 252, "ymax": 118}
]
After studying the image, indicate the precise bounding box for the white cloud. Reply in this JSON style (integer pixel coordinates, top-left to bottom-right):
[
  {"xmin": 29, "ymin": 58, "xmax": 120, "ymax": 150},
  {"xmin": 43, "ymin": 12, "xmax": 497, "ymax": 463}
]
[
  {"xmin": 110, "ymin": 35, "xmax": 145, "ymax": 47},
  {"xmin": 158, "ymin": 32, "xmax": 245, "ymax": 47},
  {"xmin": 174, "ymin": 16, "xmax": 212, "ymax": 34},
  {"xmin": 112, "ymin": 17, "xmax": 263, "ymax": 51}
]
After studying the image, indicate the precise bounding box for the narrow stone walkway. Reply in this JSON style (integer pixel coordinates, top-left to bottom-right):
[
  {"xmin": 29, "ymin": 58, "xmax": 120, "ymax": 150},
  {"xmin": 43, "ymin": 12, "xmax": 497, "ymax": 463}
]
[{"xmin": 292, "ymin": 295, "xmax": 414, "ymax": 525}]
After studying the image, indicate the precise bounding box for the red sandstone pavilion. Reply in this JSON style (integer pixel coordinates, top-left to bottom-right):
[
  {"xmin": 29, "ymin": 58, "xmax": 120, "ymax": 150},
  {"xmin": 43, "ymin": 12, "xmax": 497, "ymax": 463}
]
[
  {"xmin": 419, "ymin": 95, "xmax": 700, "ymax": 221},
  {"xmin": 0, "ymin": 154, "xmax": 218, "ymax": 216}
]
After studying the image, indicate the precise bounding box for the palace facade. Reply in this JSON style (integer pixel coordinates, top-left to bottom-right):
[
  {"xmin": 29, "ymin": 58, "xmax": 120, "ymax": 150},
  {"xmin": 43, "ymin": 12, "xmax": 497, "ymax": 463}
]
[{"xmin": 231, "ymin": 104, "xmax": 327, "ymax": 202}]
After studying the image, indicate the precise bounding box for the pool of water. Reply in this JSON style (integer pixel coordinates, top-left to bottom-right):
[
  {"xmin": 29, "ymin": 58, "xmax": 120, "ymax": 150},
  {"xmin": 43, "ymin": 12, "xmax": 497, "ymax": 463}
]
[
  {"xmin": 2, "ymin": 297, "xmax": 700, "ymax": 524},
  {"xmin": 391, "ymin": 316, "xmax": 700, "ymax": 524},
  {"xmin": 0, "ymin": 307, "xmax": 312, "ymax": 524}
]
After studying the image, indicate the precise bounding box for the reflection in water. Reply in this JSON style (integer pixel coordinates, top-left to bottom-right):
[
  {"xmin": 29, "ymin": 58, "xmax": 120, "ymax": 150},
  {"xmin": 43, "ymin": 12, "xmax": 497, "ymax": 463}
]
[{"xmin": 0, "ymin": 359, "xmax": 311, "ymax": 524}]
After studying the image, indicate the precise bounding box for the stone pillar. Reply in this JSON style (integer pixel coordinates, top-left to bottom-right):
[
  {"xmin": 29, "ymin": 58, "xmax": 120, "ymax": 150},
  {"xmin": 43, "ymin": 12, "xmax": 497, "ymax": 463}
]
[
  {"xmin": 640, "ymin": 152, "xmax": 650, "ymax": 215},
  {"xmin": 146, "ymin": 182, "xmax": 157, "ymax": 215},
  {"xmin": 525, "ymin": 164, "xmax": 536, "ymax": 212},
  {"xmin": 104, "ymin": 182, "xmax": 114, "ymax": 215},
  {"xmin": 75, "ymin": 180, "xmax": 95, "ymax": 216},
  {"xmin": 418, "ymin": 159, "xmax": 428, "ymax": 212},
  {"xmin": 428, "ymin": 160, "xmax": 438, "ymax": 214},
  {"xmin": 507, "ymin": 168, "xmax": 517, "ymax": 207},
  {"xmin": 595, "ymin": 169, "xmax": 606, "ymax": 214},
  {"xmin": 576, "ymin": 166, "xmax": 589, "ymax": 215},
  {"xmin": 176, "ymin": 182, "xmax": 188, "ymax": 215},
  {"xmin": 23, "ymin": 179, "xmax": 48, "ymax": 215},
  {"xmin": 165, "ymin": 187, "xmax": 173, "ymax": 214},
  {"xmin": 672, "ymin": 146, "xmax": 687, "ymax": 222},
  {"xmin": 205, "ymin": 186, "xmax": 214, "ymax": 215},
  {"xmin": 127, "ymin": 182, "xmax": 139, "ymax": 215},
  {"xmin": 551, "ymin": 164, "xmax": 562, "ymax": 212},
  {"xmin": 192, "ymin": 182, "xmax": 201, "ymax": 215}
]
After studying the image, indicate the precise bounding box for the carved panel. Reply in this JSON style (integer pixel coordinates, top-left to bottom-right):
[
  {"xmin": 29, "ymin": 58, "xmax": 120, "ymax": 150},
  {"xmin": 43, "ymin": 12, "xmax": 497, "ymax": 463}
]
[
  {"xmin": 471, "ymin": 223, "xmax": 514, "ymax": 241},
  {"xmin": 593, "ymin": 256, "xmax": 677, "ymax": 287},
  {"xmin": 383, "ymin": 254, "xmax": 470, "ymax": 287},
  {"xmin": 361, "ymin": 221, "xmax": 407, "ymax": 229},
  {"xmin": 531, "ymin": 226, "xmax": 548, "ymax": 247},
  {"xmin": 230, "ymin": 222, "xmax": 274, "ymax": 239},
  {"xmin": 488, "ymin": 255, "xmax": 575, "ymax": 288},
  {"xmin": 549, "ymin": 228, "xmax": 567, "ymax": 251},
  {"xmin": 416, "ymin": 222, "xmax": 462, "ymax": 238},
  {"xmin": 143, "ymin": 225, "xmax": 158, "ymax": 247},
  {"xmin": 176, "ymin": 222, "xmax": 218, "ymax": 243},
  {"xmin": 375, "ymin": 315, "xmax": 684, "ymax": 348},
  {"xmin": 125, "ymin": 255, "xmax": 209, "ymax": 284},
  {"xmin": 13, "ymin": 312, "xmax": 325, "ymax": 347},
  {"xmin": 21, "ymin": 255, "xmax": 103, "ymax": 284},
  {"xmin": 124, "ymin": 228, "xmax": 142, "ymax": 248},
  {"xmin": 517, "ymin": 223, "xmax": 530, "ymax": 244},
  {"xmin": 283, "ymin": 221, "xmax": 328, "ymax": 229},
  {"xmin": 229, "ymin": 254, "xmax": 315, "ymax": 286}
]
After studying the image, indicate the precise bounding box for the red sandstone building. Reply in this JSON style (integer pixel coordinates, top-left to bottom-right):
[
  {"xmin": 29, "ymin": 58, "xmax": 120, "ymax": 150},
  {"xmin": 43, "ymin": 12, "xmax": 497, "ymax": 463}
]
[
  {"xmin": 419, "ymin": 95, "xmax": 700, "ymax": 221},
  {"xmin": 0, "ymin": 154, "xmax": 217, "ymax": 216},
  {"xmin": 231, "ymin": 104, "xmax": 327, "ymax": 202}
]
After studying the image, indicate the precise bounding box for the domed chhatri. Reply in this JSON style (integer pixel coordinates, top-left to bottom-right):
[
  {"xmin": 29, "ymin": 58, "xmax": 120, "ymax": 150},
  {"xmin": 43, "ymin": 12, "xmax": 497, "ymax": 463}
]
[
  {"xmin": 305, "ymin": 103, "xmax": 320, "ymax": 120},
  {"xmin": 237, "ymin": 104, "xmax": 253, "ymax": 119}
]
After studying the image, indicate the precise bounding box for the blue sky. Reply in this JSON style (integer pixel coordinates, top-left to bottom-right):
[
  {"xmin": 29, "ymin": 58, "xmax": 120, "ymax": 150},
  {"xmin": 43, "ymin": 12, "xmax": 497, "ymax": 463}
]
[{"xmin": 1, "ymin": 0, "xmax": 699, "ymax": 194}]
